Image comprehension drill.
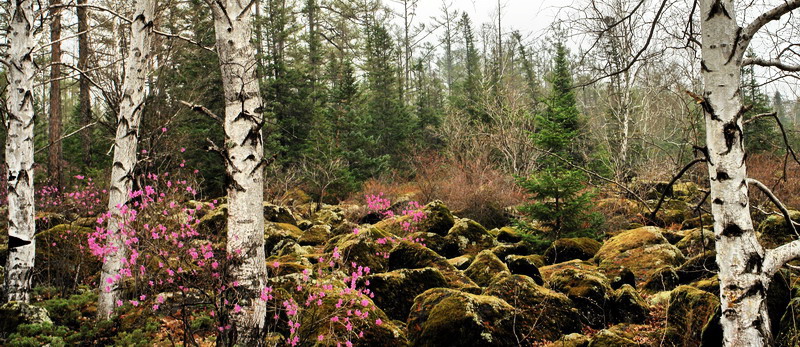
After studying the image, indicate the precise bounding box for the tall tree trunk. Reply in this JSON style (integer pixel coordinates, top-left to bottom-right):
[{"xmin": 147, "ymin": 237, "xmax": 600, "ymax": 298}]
[
  {"xmin": 700, "ymin": 0, "xmax": 770, "ymax": 344},
  {"xmin": 77, "ymin": 0, "xmax": 92, "ymax": 166},
  {"xmin": 209, "ymin": 1, "xmax": 268, "ymax": 344},
  {"xmin": 4, "ymin": 0, "xmax": 37, "ymax": 303},
  {"xmin": 49, "ymin": 0, "xmax": 63, "ymax": 191},
  {"xmin": 97, "ymin": 0, "xmax": 156, "ymax": 318}
]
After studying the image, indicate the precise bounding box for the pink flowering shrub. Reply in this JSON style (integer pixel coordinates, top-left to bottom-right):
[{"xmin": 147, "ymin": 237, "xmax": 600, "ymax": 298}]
[{"xmin": 363, "ymin": 194, "xmax": 428, "ymax": 258}]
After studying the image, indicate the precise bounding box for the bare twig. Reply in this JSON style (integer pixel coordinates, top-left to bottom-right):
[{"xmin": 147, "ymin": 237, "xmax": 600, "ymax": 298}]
[
  {"xmin": 648, "ymin": 158, "xmax": 707, "ymax": 222},
  {"xmin": 35, "ymin": 122, "xmax": 98, "ymax": 155},
  {"xmin": 179, "ymin": 100, "xmax": 223, "ymax": 124},
  {"xmin": 747, "ymin": 178, "xmax": 799, "ymax": 238}
]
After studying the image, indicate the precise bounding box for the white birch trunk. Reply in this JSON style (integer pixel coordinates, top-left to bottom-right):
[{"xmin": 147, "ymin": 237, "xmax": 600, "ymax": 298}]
[
  {"xmin": 4, "ymin": 0, "xmax": 38, "ymax": 303},
  {"xmin": 97, "ymin": 0, "xmax": 156, "ymax": 318},
  {"xmin": 209, "ymin": 1, "xmax": 268, "ymax": 343}
]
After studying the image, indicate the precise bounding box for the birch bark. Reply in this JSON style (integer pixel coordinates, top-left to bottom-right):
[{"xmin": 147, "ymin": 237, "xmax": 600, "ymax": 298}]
[
  {"xmin": 208, "ymin": 0, "xmax": 268, "ymax": 343},
  {"xmin": 97, "ymin": 0, "xmax": 157, "ymax": 318},
  {"xmin": 699, "ymin": 0, "xmax": 800, "ymax": 345},
  {"xmin": 4, "ymin": 0, "xmax": 37, "ymax": 303}
]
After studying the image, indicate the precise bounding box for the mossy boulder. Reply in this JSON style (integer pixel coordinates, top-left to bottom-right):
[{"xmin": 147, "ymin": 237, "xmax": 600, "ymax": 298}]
[
  {"xmin": 443, "ymin": 219, "xmax": 497, "ymax": 256},
  {"xmin": 676, "ymin": 251, "xmax": 718, "ymax": 284},
  {"xmin": 374, "ymin": 200, "xmax": 456, "ymax": 237},
  {"xmin": 264, "ymin": 222, "xmax": 304, "ymax": 255},
  {"xmin": 262, "ymin": 203, "xmax": 297, "ymax": 225},
  {"xmin": 35, "ymin": 212, "xmax": 67, "ymax": 231},
  {"xmin": 609, "ymin": 284, "xmax": 649, "ymax": 324},
  {"xmin": 363, "ymin": 267, "xmax": 449, "ymax": 321},
  {"xmin": 587, "ymin": 329, "xmax": 638, "ymax": 347},
  {"xmin": 675, "ymin": 228, "xmax": 715, "ymax": 257},
  {"xmin": 196, "ymin": 204, "xmax": 228, "ymax": 234},
  {"xmin": 388, "ymin": 241, "xmax": 478, "ymax": 291},
  {"xmin": 595, "ymin": 227, "xmax": 685, "ymax": 283},
  {"xmin": 298, "ymin": 224, "xmax": 330, "ymax": 246},
  {"xmin": 546, "ymin": 268, "xmax": 613, "ymax": 328},
  {"xmin": 311, "ymin": 208, "xmax": 344, "ymax": 227},
  {"xmin": 496, "ymin": 226, "xmax": 523, "ymax": 243},
  {"xmin": 547, "ymin": 333, "xmax": 590, "ymax": 347},
  {"xmin": 464, "ymin": 250, "xmax": 511, "ymax": 287},
  {"xmin": 446, "ymin": 255, "xmax": 473, "ymax": 270},
  {"xmin": 544, "ymin": 238, "xmax": 602, "ymax": 264},
  {"xmin": 407, "ymin": 288, "xmax": 517, "ymax": 346},
  {"xmin": 0, "ymin": 301, "xmax": 53, "ymax": 333},
  {"xmin": 758, "ymin": 210, "xmax": 800, "ymax": 249},
  {"xmin": 491, "ymin": 242, "xmax": 535, "ymax": 260},
  {"xmin": 485, "ymin": 275, "xmax": 582, "ymax": 343},
  {"xmin": 504, "ymin": 255, "xmax": 544, "ymax": 285},
  {"xmin": 325, "ymin": 227, "xmax": 392, "ymax": 273},
  {"xmin": 610, "ymin": 268, "xmax": 636, "ymax": 290},
  {"xmin": 539, "ymin": 259, "xmax": 598, "ymax": 281},
  {"xmin": 406, "ymin": 232, "xmax": 454, "ymax": 257},
  {"xmin": 641, "ymin": 266, "xmax": 680, "ymax": 293},
  {"xmin": 690, "ymin": 276, "xmax": 720, "ymax": 295},
  {"xmin": 664, "ymin": 285, "xmax": 721, "ymax": 347}
]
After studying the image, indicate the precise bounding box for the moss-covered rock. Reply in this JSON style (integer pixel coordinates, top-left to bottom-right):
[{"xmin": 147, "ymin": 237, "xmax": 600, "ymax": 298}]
[
  {"xmin": 675, "ymin": 228, "xmax": 715, "ymax": 257},
  {"xmin": 490, "ymin": 242, "xmax": 535, "ymax": 260},
  {"xmin": 464, "ymin": 250, "xmax": 511, "ymax": 287},
  {"xmin": 587, "ymin": 329, "xmax": 639, "ymax": 347},
  {"xmin": 262, "ymin": 203, "xmax": 297, "ymax": 225},
  {"xmin": 298, "ymin": 224, "xmax": 330, "ymax": 246},
  {"xmin": 609, "ymin": 284, "xmax": 649, "ymax": 324},
  {"xmin": 758, "ymin": 210, "xmax": 800, "ymax": 249},
  {"xmin": 547, "ymin": 333, "xmax": 590, "ymax": 347},
  {"xmin": 690, "ymin": 276, "xmax": 719, "ymax": 295},
  {"xmin": 407, "ymin": 288, "xmax": 517, "ymax": 346},
  {"xmin": 595, "ymin": 227, "xmax": 685, "ymax": 283},
  {"xmin": 311, "ymin": 208, "xmax": 344, "ymax": 227},
  {"xmin": 496, "ymin": 226, "xmax": 523, "ymax": 243},
  {"xmin": 443, "ymin": 219, "xmax": 497, "ymax": 256},
  {"xmin": 325, "ymin": 227, "xmax": 392, "ymax": 273},
  {"xmin": 504, "ymin": 254, "xmax": 544, "ymax": 285},
  {"xmin": 484, "ymin": 275, "xmax": 582, "ymax": 343},
  {"xmin": 546, "ymin": 268, "xmax": 613, "ymax": 328},
  {"xmin": 388, "ymin": 241, "xmax": 478, "ymax": 291},
  {"xmin": 363, "ymin": 267, "xmax": 449, "ymax": 321},
  {"xmin": 406, "ymin": 232, "xmax": 454, "ymax": 257},
  {"xmin": 196, "ymin": 204, "xmax": 227, "ymax": 234},
  {"xmin": 609, "ymin": 267, "xmax": 636, "ymax": 290},
  {"xmin": 676, "ymin": 251, "xmax": 718, "ymax": 284},
  {"xmin": 641, "ymin": 266, "xmax": 680, "ymax": 293},
  {"xmin": 35, "ymin": 223, "xmax": 101, "ymax": 289},
  {"xmin": 264, "ymin": 222, "xmax": 304, "ymax": 256},
  {"xmin": 539, "ymin": 259, "xmax": 598, "ymax": 282},
  {"xmin": 375, "ymin": 200, "xmax": 456, "ymax": 237},
  {"xmin": 544, "ymin": 238, "xmax": 602, "ymax": 264},
  {"xmin": 446, "ymin": 255, "xmax": 473, "ymax": 270},
  {"xmin": 0, "ymin": 301, "xmax": 53, "ymax": 333},
  {"xmin": 664, "ymin": 285, "xmax": 720, "ymax": 347}
]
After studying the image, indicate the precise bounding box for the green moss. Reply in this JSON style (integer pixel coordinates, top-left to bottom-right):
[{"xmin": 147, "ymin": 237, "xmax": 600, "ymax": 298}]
[
  {"xmin": 546, "ymin": 268, "xmax": 613, "ymax": 328},
  {"xmin": 758, "ymin": 210, "xmax": 800, "ymax": 249},
  {"xmin": 665, "ymin": 285, "xmax": 720, "ymax": 346},
  {"xmin": 544, "ymin": 237, "xmax": 602, "ymax": 264},
  {"xmin": 464, "ymin": 250, "xmax": 510, "ymax": 287}
]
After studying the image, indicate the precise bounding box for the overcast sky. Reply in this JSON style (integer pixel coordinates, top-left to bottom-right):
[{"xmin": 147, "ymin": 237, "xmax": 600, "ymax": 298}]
[{"xmin": 387, "ymin": 0, "xmax": 575, "ymax": 41}]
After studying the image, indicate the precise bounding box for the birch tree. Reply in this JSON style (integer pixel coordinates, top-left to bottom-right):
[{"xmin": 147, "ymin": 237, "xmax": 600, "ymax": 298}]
[
  {"xmin": 699, "ymin": 1, "xmax": 800, "ymax": 344},
  {"xmin": 3, "ymin": 0, "xmax": 37, "ymax": 303},
  {"xmin": 97, "ymin": 0, "xmax": 157, "ymax": 318},
  {"xmin": 207, "ymin": 0, "xmax": 268, "ymax": 343}
]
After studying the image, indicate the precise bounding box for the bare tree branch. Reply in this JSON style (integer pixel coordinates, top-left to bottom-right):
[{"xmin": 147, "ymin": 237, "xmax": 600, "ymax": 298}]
[
  {"xmin": 179, "ymin": 100, "xmax": 223, "ymax": 124},
  {"xmin": 34, "ymin": 122, "xmax": 98, "ymax": 155},
  {"xmin": 648, "ymin": 158, "xmax": 707, "ymax": 223},
  {"xmin": 741, "ymin": 0, "xmax": 800, "ymax": 57},
  {"xmin": 765, "ymin": 239, "xmax": 800, "ymax": 277},
  {"xmin": 742, "ymin": 57, "xmax": 800, "ymax": 72},
  {"xmin": 747, "ymin": 178, "xmax": 798, "ymax": 238}
]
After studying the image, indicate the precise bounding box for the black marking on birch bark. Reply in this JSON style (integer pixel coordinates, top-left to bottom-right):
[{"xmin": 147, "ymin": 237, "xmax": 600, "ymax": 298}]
[
  {"xmin": 725, "ymin": 27, "xmax": 742, "ymax": 65},
  {"xmin": 227, "ymin": 176, "xmax": 246, "ymax": 192},
  {"xmin": 234, "ymin": 111, "xmax": 258, "ymax": 124},
  {"xmin": 240, "ymin": 127, "xmax": 262, "ymax": 146},
  {"xmin": 744, "ymin": 253, "xmax": 762, "ymax": 273},
  {"xmin": 18, "ymin": 169, "xmax": 30, "ymax": 184},
  {"xmin": 721, "ymin": 223, "xmax": 744, "ymax": 237},
  {"xmin": 713, "ymin": 198, "xmax": 724, "ymax": 204},
  {"xmin": 113, "ymin": 161, "xmax": 126, "ymax": 171},
  {"xmin": 733, "ymin": 281, "xmax": 764, "ymax": 303},
  {"xmin": 722, "ymin": 122, "xmax": 742, "ymax": 155},
  {"xmin": 701, "ymin": 60, "xmax": 713, "ymax": 72},
  {"xmin": 8, "ymin": 235, "xmax": 32, "ymax": 248},
  {"xmin": 701, "ymin": 96, "xmax": 720, "ymax": 121},
  {"xmin": 716, "ymin": 170, "xmax": 731, "ymax": 181},
  {"xmin": 741, "ymin": 152, "xmax": 747, "ymax": 166}
]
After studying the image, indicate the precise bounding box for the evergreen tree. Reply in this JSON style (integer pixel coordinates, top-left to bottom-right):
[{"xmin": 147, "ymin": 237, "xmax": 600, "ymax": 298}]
[
  {"xmin": 741, "ymin": 52, "xmax": 779, "ymax": 153},
  {"xmin": 456, "ymin": 13, "xmax": 487, "ymax": 123},
  {"xmin": 362, "ymin": 24, "xmax": 414, "ymax": 163},
  {"xmin": 517, "ymin": 41, "xmax": 601, "ymax": 240}
]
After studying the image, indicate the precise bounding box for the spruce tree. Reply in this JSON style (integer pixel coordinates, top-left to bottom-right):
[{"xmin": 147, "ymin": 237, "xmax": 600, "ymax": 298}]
[
  {"xmin": 517, "ymin": 42, "xmax": 601, "ymax": 240},
  {"xmin": 741, "ymin": 51, "xmax": 779, "ymax": 153}
]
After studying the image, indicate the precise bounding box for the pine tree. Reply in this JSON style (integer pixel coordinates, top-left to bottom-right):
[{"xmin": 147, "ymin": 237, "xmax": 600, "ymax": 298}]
[
  {"xmin": 517, "ymin": 41, "xmax": 601, "ymax": 240},
  {"xmin": 741, "ymin": 52, "xmax": 779, "ymax": 153}
]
